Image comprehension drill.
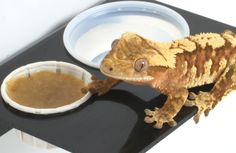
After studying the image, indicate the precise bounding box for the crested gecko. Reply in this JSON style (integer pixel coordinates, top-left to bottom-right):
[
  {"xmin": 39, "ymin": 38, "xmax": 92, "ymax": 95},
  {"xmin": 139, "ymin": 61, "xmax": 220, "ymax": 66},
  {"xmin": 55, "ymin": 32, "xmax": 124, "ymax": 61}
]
[{"xmin": 85, "ymin": 30, "xmax": 236, "ymax": 128}]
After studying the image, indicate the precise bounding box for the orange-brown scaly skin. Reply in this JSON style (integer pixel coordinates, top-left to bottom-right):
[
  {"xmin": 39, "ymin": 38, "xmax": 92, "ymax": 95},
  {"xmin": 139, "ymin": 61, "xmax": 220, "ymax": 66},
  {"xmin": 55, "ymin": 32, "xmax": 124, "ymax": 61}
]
[{"xmin": 87, "ymin": 30, "xmax": 236, "ymax": 128}]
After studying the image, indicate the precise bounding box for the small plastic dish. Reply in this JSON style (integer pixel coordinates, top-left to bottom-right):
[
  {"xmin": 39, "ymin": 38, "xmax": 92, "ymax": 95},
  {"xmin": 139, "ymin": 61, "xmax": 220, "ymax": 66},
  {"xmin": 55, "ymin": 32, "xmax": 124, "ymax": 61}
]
[
  {"xmin": 1, "ymin": 61, "xmax": 92, "ymax": 115},
  {"xmin": 63, "ymin": 1, "xmax": 190, "ymax": 69}
]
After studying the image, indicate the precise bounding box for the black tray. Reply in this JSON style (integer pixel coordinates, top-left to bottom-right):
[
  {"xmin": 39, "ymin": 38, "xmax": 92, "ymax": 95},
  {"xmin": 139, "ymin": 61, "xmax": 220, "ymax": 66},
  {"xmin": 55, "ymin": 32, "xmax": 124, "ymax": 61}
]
[
  {"xmin": 0, "ymin": 0, "xmax": 235, "ymax": 153},
  {"xmin": 0, "ymin": 120, "xmax": 11, "ymax": 136}
]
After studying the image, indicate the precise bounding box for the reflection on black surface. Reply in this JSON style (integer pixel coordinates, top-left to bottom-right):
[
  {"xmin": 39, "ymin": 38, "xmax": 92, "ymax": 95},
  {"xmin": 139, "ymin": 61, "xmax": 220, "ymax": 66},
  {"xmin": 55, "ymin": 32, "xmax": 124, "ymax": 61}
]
[
  {"xmin": 75, "ymin": 93, "xmax": 138, "ymax": 153},
  {"xmin": 79, "ymin": 90, "xmax": 161, "ymax": 153}
]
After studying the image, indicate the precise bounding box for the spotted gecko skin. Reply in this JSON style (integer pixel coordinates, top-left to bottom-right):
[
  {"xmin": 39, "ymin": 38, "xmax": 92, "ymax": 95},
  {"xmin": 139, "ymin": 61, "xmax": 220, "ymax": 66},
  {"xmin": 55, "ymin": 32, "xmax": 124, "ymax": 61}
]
[{"xmin": 86, "ymin": 30, "xmax": 236, "ymax": 129}]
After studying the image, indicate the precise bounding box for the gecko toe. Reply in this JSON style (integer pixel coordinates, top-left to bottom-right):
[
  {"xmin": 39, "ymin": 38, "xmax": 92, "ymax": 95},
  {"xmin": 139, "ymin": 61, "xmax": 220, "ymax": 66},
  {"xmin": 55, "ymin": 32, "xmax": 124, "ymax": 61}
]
[
  {"xmin": 144, "ymin": 108, "xmax": 177, "ymax": 129},
  {"xmin": 144, "ymin": 116, "xmax": 155, "ymax": 123},
  {"xmin": 194, "ymin": 114, "xmax": 200, "ymax": 123},
  {"xmin": 144, "ymin": 109, "xmax": 154, "ymax": 116},
  {"xmin": 168, "ymin": 119, "xmax": 177, "ymax": 127},
  {"xmin": 154, "ymin": 121, "xmax": 163, "ymax": 129},
  {"xmin": 91, "ymin": 75, "xmax": 97, "ymax": 80},
  {"xmin": 204, "ymin": 108, "xmax": 211, "ymax": 117},
  {"xmin": 81, "ymin": 87, "xmax": 88, "ymax": 94}
]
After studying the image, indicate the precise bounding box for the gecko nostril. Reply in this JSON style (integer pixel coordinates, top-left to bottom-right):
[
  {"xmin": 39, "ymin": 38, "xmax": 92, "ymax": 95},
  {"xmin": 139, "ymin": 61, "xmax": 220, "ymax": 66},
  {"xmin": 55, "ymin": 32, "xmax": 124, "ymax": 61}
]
[{"xmin": 109, "ymin": 67, "xmax": 113, "ymax": 71}]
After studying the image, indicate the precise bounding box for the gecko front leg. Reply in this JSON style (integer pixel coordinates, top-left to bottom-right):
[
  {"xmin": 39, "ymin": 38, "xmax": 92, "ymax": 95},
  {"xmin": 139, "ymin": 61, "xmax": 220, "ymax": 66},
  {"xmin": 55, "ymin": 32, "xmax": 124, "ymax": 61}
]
[
  {"xmin": 83, "ymin": 75, "xmax": 120, "ymax": 96},
  {"xmin": 144, "ymin": 88, "xmax": 188, "ymax": 128}
]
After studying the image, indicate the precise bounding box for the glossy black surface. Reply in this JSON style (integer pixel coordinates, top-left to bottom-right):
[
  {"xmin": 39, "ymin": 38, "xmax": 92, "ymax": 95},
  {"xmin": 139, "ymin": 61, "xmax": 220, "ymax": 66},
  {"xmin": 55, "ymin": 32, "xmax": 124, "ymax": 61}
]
[
  {"xmin": 0, "ymin": 121, "xmax": 11, "ymax": 136},
  {"xmin": 0, "ymin": 0, "xmax": 235, "ymax": 153}
]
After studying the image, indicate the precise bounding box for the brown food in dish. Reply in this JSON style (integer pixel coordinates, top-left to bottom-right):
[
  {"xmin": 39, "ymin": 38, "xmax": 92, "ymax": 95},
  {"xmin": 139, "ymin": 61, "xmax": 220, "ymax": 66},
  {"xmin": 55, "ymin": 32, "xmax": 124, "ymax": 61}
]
[{"xmin": 6, "ymin": 71, "xmax": 86, "ymax": 108}]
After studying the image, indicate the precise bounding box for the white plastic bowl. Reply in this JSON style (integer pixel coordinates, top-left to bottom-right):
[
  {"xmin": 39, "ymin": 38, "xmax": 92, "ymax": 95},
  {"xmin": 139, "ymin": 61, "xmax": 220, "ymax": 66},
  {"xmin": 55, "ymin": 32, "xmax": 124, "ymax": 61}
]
[
  {"xmin": 63, "ymin": 1, "xmax": 190, "ymax": 69},
  {"xmin": 1, "ymin": 61, "xmax": 92, "ymax": 115}
]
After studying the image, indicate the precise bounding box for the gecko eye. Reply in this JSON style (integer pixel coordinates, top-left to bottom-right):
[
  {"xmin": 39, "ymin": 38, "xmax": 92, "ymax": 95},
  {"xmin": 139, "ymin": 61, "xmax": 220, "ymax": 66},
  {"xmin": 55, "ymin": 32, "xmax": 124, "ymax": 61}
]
[{"xmin": 134, "ymin": 58, "xmax": 148, "ymax": 72}]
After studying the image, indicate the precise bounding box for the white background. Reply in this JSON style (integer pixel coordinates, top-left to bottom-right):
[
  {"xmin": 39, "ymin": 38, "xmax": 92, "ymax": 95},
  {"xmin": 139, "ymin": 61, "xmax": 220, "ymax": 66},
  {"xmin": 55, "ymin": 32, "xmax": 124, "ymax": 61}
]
[{"xmin": 0, "ymin": 0, "xmax": 236, "ymax": 153}]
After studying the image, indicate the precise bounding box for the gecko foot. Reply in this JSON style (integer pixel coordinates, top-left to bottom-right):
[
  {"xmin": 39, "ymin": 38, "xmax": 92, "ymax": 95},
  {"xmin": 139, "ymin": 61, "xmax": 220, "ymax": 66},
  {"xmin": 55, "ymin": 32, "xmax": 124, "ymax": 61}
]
[
  {"xmin": 144, "ymin": 108, "xmax": 177, "ymax": 129},
  {"xmin": 190, "ymin": 91, "xmax": 214, "ymax": 123},
  {"xmin": 82, "ymin": 75, "xmax": 111, "ymax": 96}
]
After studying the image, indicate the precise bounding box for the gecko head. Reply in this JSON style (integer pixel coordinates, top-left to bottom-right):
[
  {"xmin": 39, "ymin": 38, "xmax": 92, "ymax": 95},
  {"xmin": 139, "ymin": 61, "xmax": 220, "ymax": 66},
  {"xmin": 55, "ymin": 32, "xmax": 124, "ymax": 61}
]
[{"xmin": 100, "ymin": 32, "xmax": 169, "ymax": 82}]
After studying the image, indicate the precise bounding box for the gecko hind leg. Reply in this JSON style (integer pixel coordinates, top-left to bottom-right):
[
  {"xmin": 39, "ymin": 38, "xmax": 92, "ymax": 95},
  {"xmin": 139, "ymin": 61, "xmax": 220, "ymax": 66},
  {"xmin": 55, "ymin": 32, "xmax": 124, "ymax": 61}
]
[
  {"xmin": 189, "ymin": 91, "xmax": 215, "ymax": 123},
  {"xmin": 186, "ymin": 63, "xmax": 236, "ymax": 123},
  {"xmin": 211, "ymin": 63, "xmax": 236, "ymax": 109}
]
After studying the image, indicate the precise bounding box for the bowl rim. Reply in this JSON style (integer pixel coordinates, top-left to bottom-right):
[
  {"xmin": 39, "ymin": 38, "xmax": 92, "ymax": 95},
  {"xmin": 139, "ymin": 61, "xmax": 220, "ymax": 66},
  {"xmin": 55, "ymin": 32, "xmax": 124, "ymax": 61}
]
[
  {"xmin": 1, "ymin": 61, "xmax": 92, "ymax": 115},
  {"xmin": 63, "ymin": 1, "xmax": 190, "ymax": 69}
]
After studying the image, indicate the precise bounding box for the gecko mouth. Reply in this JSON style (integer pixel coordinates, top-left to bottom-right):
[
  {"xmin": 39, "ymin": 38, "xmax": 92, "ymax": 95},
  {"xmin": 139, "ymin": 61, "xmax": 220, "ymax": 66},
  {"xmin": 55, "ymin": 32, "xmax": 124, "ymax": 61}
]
[{"xmin": 100, "ymin": 69, "xmax": 154, "ymax": 81}]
